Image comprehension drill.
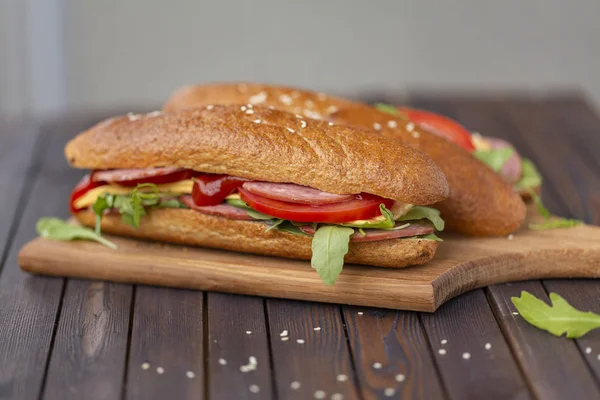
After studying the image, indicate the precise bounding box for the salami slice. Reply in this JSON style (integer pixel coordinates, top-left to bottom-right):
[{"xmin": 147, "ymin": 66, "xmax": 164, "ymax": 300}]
[
  {"xmin": 486, "ymin": 137, "xmax": 523, "ymax": 185},
  {"xmin": 242, "ymin": 182, "xmax": 354, "ymax": 205},
  {"xmin": 180, "ymin": 195, "xmax": 253, "ymax": 220},
  {"xmin": 299, "ymin": 222, "xmax": 434, "ymax": 242}
]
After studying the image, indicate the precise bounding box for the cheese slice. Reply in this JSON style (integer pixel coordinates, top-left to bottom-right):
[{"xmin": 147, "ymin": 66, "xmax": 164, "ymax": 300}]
[{"xmin": 74, "ymin": 179, "xmax": 194, "ymax": 209}]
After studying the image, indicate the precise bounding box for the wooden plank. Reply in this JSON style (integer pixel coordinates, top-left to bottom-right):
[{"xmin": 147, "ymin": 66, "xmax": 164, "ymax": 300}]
[
  {"xmin": 0, "ymin": 119, "xmax": 78, "ymax": 400},
  {"xmin": 207, "ymin": 293, "xmax": 273, "ymax": 400},
  {"xmin": 446, "ymin": 98, "xmax": 600, "ymax": 398},
  {"xmin": 41, "ymin": 280, "xmax": 133, "ymax": 400},
  {"xmin": 419, "ymin": 289, "xmax": 531, "ymax": 400},
  {"xmin": 342, "ymin": 307, "xmax": 446, "ymax": 399},
  {"xmin": 265, "ymin": 300, "xmax": 360, "ymax": 400},
  {"xmin": 124, "ymin": 286, "xmax": 204, "ymax": 400}
]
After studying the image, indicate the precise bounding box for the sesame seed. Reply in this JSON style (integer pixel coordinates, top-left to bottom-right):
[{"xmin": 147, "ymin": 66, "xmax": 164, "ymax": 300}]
[
  {"xmin": 412, "ymin": 131, "xmax": 420, "ymax": 139},
  {"xmin": 508, "ymin": 234, "xmax": 514, "ymax": 240},
  {"xmin": 485, "ymin": 343, "xmax": 492, "ymax": 350},
  {"xmin": 373, "ymin": 122, "xmax": 382, "ymax": 131},
  {"xmin": 513, "ymin": 312, "xmax": 520, "ymax": 315},
  {"xmin": 438, "ymin": 349, "xmax": 447, "ymax": 355},
  {"xmin": 373, "ymin": 362, "xmax": 382, "ymax": 369},
  {"xmin": 314, "ymin": 327, "xmax": 321, "ymax": 331},
  {"xmin": 332, "ymin": 394, "xmax": 344, "ymax": 400},
  {"xmin": 287, "ymin": 127, "xmax": 295, "ymax": 133},
  {"xmin": 268, "ymin": 105, "xmax": 275, "ymax": 110},
  {"xmin": 246, "ymin": 330, "xmax": 252, "ymax": 334},
  {"xmin": 300, "ymin": 120, "xmax": 307, "ymax": 128},
  {"xmin": 297, "ymin": 339, "xmax": 305, "ymax": 344},
  {"xmin": 304, "ymin": 109, "xmax": 322, "ymax": 120},
  {"xmin": 328, "ymin": 121, "xmax": 334, "ymax": 126},
  {"xmin": 387, "ymin": 120, "xmax": 398, "ymax": 128},
  {"xmin": 290, "ymin": 381, "xmax": 301, "ymax": 390},
  {"xmin": 147, "ymin": 110, "xmax": 162, "ymax": 117},
  {"xmin": 246, "ymin": 109, "xmax": 254, "ymax": 114},
  {"xmin": 241, "ymin": 105, "xmax": 247, "ymax": 111},
  {"xmin": 186, "ymin": 371, "xmax": 195, "ymax": 379},
  {"xmin": 249, "ymin": 91, "xmax": 267, "ymax": 104},
  {"xmin": 156, "ymin": 367, "xmax": 165, "ymax": 374},
  {"xmin": 291, "ymin": 91, "xmax": 300, "ymax": 98},
  {"xmin": 305, "ymin": 100, "xmax": 314, "ymax": 107},
  {"xmin": 280, "ymin": 330, "xmax": 289, "ymax": 337},
  {"xmin": 280, "ymin": 94, "xmax": 293, "ymax": 105},
  {"xmin": 205, "ymin": 105, "xmax": 214, "ymax": 110},
  {"xmin": 395, "ymin": 373, "xmax": 405, "ymax": 382},
  {"xmin": 384, "ymin": 388, "xmax": 396, "ymax": 396},
  {"xmin": 441, "ymin": 339, "xmax": 448, "ymax": 345},
  {"xmin": 281, "ymin": 337, "xmax": 289, "ymax": 341},
  {"xmin": 253, "ymin": 119, "xmax": 261, "ymax": 124},
  {"xmin": 249, "ymin": 356, "xmax": 257, "ymax": 365},
  {"xmin": 141, "ymin": 362, "xmax": 150, "ymax": 370},
  {"xmin": 295, "ymin": 114, "xmax": 303, "ymax": 119},
  {"xmin": 357, "ymin": 312, "xmax": 364, "ymax": 315},
  {"xmin": 337, "ymin": 374, "xmax": 348, "ymax": 382},
  {"xmin": 218, "ymin": 358, "xmax": 227, "ymax": 365},
  {"xmin": 314, "ymin": 390, "xmax": 326, "ymax": 399},
  {"xmin": 462, "ymin": 352, "xmax": 471, "ymax": 360},
  {"xmin": 127, "ymin": 113, "xmax": 141, "ymax": 121},
  {"xmin": 327, "ymin": 105, "xmax": 338, "ymax": 114},
  {"xmin": 249, "ymin": 384, "xmax": 260, "ymax": 394},
  {"xmin": 406, "ymin": 122, "xmax": 415, "ymax": 132},
  {"xmin": 247, "ymin": 104, "xmax": 253, "ymax": 108},
  {"xmin": 585, "ymin": 347, "xmax": 592, "ymax": 354}
]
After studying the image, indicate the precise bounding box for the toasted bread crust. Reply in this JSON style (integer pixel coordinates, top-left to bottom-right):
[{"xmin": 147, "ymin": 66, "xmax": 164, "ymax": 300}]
[
  {"xmin": 75, "ymin": 209, "xmax": 438, "ymax": 268},
  {"xmin": 65, "ymin": 105, "xmax": 448, "ymax": 206},
  {"xmin": 164, "ymin": 83, "xmax": 526, "ymax": 236}
]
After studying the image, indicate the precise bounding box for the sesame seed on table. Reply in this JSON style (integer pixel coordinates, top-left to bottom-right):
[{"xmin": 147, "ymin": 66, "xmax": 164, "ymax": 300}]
[{"xmin": 0, "ymin": 94, "xmax": 599, "ymax": 400}]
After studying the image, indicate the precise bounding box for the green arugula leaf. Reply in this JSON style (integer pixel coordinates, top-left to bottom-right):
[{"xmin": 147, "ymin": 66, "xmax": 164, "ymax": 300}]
[
  {"xmin": 36, "ymin": 217, "xmax": 117, "ymax": 249},
  {"xmin": 511, "ymin": 291, "xmax": 600, "ymax": 339},
  {"xmin": 528, "ymin": 190, "xmax": 582, "ymax": 230},
  {"xmin": 265, "ymin": 219, "xmax": 285, "ymax": 232},
  {"xmin": 416, "ymin": 233, "xmax": 443, "ymax": 241},
  {"xmin": 275, "ymin": 221, "xmax": 312, "ymax": 237},
  {"xmin": 226, "ymin": 198, "xmax": 275, "ymax": 220},
  {"xmin": 156, "ymin": 199, "xmax": 187, "ymax": 208},
  {"xmin": 311, "ymin": 226, "xmax": 354, "ymax": 285},
  {"xmin": 515, "ymin": 158, "xmax": 542, "ymax": 191},
  {"xmin": 91, "ymin": 196, "xmax": 111, "ymax": 234},
  {"xmin": 342, "ymin": 204, "xmax": 395, "ymax": 229},
  {"xmin": 358, "ymin": 228, "xmax": 366, "ymax": 236},
  {"xmin": 473, "ymin": 148, "xmax": 515, "ymax": 172},
  {"xmin": 397, "ymin": 206, "xmax": 445, "ymax": 231},
  {"xmin": 374, "ymin": 103, "xmax": 401, "ymax": 116}
]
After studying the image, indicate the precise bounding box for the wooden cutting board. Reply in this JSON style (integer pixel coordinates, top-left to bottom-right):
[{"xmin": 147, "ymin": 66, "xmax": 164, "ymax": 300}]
[{"xmin": 18, "ymin": 204, "xmax": 600, "ymax": 312}]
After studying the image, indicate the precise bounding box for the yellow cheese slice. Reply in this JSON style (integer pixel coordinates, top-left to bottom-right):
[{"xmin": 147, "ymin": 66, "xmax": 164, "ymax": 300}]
[{"xmin": 74, "ymin": 179, "xmax": 194, "ymax": 209}]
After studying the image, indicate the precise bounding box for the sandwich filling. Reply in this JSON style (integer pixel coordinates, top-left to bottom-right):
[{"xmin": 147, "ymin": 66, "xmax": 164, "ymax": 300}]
[{"xmin": 71, "ymin": 167, "xmax": 444, "ymax": 284}]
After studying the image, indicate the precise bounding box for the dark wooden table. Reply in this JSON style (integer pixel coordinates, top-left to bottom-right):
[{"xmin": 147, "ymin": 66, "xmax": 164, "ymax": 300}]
[{"xmin": 1, "ymin": 94, "xmax": 599, "ymax": 400}]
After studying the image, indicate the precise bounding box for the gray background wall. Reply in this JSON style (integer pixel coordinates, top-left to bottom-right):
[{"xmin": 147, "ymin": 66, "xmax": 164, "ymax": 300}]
[{"xmin": 1, "ymin": 0, "xmax": 599, "ymax": 118}]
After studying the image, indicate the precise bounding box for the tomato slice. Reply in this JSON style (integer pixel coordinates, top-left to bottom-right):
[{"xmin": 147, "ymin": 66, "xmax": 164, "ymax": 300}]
[
  {"xmin": 239, "ymin": 188, "xmax": 393, "ymax": 223},
  {"xmin": 191, "ymin": 174, "xmax": 248, "ymax": 206},
  {"xmin": 70, "ymin": 173, "xmax": 105, "ymax": 213},
  {"xmin": 396, "ymin": 107, "xmax": 475, "ymax": 151}
]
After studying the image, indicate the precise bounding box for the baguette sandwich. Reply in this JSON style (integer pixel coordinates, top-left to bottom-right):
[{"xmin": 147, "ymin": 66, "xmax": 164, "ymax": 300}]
[
  {"xmin": 64, "ymin": 105, "xmax": 449, "ymax": 285},
  {"xmin": 165, "ymin": 83, "xmax": 527, "ymax": 236}
]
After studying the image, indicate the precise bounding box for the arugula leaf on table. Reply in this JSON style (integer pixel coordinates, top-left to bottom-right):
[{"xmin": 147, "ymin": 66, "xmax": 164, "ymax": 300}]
[
  {"xmin": 311, "ymin": 225, "xmax": 354, "ymax": 285},
  {"xmin": 527, "ymin": 190, "xmax": 582, "ymax": 230},
  {"xmin": 515, "ymin": 158, "xmax": 542, "ymax": 191},
  {"xmin": 36, "ymin": 217, "xmax": 117, "ymax": 249},
  {"xmin": 472, "ymin": 148, "xmax": 515, "ymax": 172},
  {"xmin": 512, "ymin": 291, "xmax": 600, "ymax": 339},
  {"xmin": 396, "ymin": 206, "xmax": 445, "ymax": 231}
]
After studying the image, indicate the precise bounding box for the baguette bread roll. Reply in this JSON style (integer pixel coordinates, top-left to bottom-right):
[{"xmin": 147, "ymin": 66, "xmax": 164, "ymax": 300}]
[
  {"xmin": 164, "ymin": 83, "xmax": 526, "ymax": 236},
  {"xmin": 75, "ymin": 209, "xmax": 438, "ymax": 268},
  {"xmin": 65, "ymin": 105, "xmax": 448, "ymax": 205}
]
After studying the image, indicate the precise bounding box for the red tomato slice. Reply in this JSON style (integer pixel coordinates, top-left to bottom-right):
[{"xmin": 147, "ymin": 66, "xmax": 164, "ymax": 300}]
[
  {"xmin": 396, "ymin": 107, "xmax": 475, "ymax": 151},
  {"xmin": 70, "ymin": 173, "xmax": 105, "ymax": 213},
  {"xmin": 239, "ymin": 188, "xmax": 393, "ymax": 223},
  {"xmin": 191, "ymin": 174, "xmax": 248, "ymax": 206}
]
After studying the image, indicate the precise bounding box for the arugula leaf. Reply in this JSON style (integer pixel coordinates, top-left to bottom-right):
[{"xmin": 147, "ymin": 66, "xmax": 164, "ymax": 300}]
[
  {"xmin": 342, "ymin": 204, "xmax": 395, "ymax": 229},
  {"xmin": 36, "ymin": 217, "xmax": 117, "ymax": 250},
  {"xmin": 157, "ymin": 199, "xmax": 187, "ymax": 208},
  {"xmin": 473, "ymin": 148, "xmax": 515, "ymax": 172},
  {"xmin": 246, "ymin": 209, "xmax": 276, "ymax": 220},
  {"xmin": 226, "ymin": 198, "xmax": 275, "ymax": 220},
  {"xmin": 515, "ymin": 158, "xmax": 542, "ymax": 191},
  {"xmin": 528, "ymin": 190, "xmax": 582, "ymax": 230},
  {"xmin": 374, "ymin": 103, "xmax": 401, "ymax": 116},
  {"xmin": 397, "ymin": 206, "xmax": 445, "ymax": 231},
  {"xmin": 91, "ymin": 196, "xmax": 111, "ymax": 234},
  {"xmin": 511, "ymin": 291, "xmax": 600, "ymax": 339},
  {"xmin": 311, "ymin": 226, "xmax": 354, "ymax": 285},
  {"xmin": 416, "ymin": 233, "xmax": 443, "ymax": 241},
  {"xmin": 275, "ymin": 221, "xmax": 312, "ymax": 237},
  {"xmin": 265, "ymin": 219, "xmax": 285, "ymax": 232}
]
